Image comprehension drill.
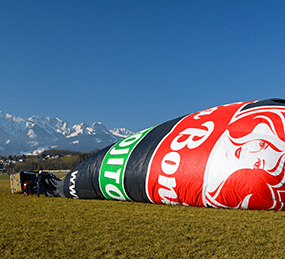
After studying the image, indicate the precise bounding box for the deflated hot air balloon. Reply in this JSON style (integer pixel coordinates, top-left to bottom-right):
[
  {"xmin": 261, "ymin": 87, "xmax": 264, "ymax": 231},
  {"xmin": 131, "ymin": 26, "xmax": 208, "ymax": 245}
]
[{"xmin": 11, "ymin": 98, "xmax": 285, "ymax": 211}]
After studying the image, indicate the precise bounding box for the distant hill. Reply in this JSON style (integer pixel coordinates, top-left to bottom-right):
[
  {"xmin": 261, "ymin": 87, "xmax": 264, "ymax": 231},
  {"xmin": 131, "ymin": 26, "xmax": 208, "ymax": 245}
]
[{"xmin": 0, "ymin": 110, "xmax": 134, "ymax": 155}]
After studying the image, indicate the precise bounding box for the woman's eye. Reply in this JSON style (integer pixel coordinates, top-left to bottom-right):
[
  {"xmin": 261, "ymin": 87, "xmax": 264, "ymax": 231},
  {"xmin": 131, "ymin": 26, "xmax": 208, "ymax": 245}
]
[
  {"xmin": 250, "ymin": 140, "xmax": 268, "ymax": 153},
  {"xmin": 259, "ymin": 141, "xmax": 267, "ymax": 149}
]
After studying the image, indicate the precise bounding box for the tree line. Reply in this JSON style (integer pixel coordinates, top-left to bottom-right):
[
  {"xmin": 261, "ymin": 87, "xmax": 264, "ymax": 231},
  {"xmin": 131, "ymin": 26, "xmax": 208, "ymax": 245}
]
[{"xmin": 3, "ymin": 149, "xmax": 100, "ymax": 175}]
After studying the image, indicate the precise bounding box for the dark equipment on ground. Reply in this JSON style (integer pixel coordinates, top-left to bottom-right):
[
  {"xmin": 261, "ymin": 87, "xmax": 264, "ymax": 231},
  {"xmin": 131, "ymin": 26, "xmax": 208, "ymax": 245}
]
[{"xmin": 10, "ymin": 171, "xmax": 60, "ymax": 197}]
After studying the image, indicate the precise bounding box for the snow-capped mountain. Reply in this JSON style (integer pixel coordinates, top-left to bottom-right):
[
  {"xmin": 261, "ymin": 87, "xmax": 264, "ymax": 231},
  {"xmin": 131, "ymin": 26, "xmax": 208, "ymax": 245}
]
[
  {"xmin": 110, "ymin": 128, "xmax": 134, "ymax": 138},
  {"xmin": 0, "ymin": 111, "xmax": 134, "ymax": 155}
]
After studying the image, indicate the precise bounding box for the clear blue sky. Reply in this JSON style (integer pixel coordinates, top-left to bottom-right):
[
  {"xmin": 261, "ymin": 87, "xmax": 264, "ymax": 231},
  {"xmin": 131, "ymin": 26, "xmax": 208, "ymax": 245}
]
[{"xmin": 1, "ymin": 1, "xmax": 285, "ymax": 132}]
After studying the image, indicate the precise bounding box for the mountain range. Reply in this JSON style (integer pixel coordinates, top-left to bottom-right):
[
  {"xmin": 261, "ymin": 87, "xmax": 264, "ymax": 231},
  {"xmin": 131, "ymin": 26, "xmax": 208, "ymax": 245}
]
[{"xmin": 0, "ymin": 110, "xmax": 134, "ymax": 156}]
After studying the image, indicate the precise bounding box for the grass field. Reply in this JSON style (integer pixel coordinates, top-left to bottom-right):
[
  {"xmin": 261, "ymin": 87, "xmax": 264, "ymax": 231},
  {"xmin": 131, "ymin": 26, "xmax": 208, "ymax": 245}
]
[{"xmin": 1, "ymin": 178, "xmax": 285, "ymax": 258}]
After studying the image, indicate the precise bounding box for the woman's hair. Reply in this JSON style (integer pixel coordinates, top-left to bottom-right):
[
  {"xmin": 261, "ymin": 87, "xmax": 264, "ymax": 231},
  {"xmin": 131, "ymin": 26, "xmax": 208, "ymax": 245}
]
[
  {"xmin": 207, "ymin": 108, "xmax": 285, "ymax": 210},
  {"xmin": 229, "ymin": 110, "xmax": 285, "ymax": 142}
]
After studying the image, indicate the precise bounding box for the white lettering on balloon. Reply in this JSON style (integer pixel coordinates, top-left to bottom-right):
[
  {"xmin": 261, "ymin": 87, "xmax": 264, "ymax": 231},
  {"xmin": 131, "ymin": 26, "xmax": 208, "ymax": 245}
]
[
  {"xmin": 170, "ymin": 121, "xmax": 214, "ymax": 150},
  {"xmin": 69, "ymin": 170, "xmax": 79, "ymax": 199},
  {"xmin": 193, "ymin": 107, "xmax": 217, "ymax": 120},
  {"xmin": 158, "ymin": 120, "xmax": 214, "ymax": 204},
  {"xmin": 105, "ymin": 184, "xmax": 126, "ymax": 200},
  {"xmin": 158, "ymin": 175, "xmax": 178, "ymax": 204}
]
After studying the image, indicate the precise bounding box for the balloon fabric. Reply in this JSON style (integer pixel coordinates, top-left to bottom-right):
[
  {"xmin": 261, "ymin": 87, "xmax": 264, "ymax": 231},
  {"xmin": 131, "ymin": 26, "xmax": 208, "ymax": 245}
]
[{"xmin": 19, "ymin": 98, "xmax": 285, "ymax": 211}]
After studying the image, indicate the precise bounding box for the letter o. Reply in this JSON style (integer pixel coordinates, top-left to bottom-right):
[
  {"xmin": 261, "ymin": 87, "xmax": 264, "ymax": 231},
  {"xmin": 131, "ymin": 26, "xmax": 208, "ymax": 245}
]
[
  {"xmin": 119, "ymin": 133, "xmax": 142, "ymax": 147},
  {"xmin": 161, "ymin": 152, "xmax": 180, "ymax": 175},
  {"xmin": 105, "ymin": 184, "xmax": 126, "ymax": 201}
]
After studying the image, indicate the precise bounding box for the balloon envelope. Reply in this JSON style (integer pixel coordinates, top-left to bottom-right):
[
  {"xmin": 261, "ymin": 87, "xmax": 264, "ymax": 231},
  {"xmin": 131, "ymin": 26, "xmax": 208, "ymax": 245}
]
[{"xmin": 16, "ymin": 99, "xmax": 285, "ymax": 211}]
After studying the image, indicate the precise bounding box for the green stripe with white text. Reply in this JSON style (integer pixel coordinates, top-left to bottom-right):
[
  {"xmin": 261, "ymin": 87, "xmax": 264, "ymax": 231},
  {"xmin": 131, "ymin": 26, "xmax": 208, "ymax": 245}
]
[{"xmin": 99, "ymin": 127, "xmax": 154, "ymax": 200}]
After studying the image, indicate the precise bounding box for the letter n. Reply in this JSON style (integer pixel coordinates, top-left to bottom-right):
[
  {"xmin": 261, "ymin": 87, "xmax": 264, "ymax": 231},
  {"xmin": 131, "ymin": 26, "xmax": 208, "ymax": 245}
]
[{"xmin": 158, "ymin": 175, "xmax": 178, "ymax": 205}]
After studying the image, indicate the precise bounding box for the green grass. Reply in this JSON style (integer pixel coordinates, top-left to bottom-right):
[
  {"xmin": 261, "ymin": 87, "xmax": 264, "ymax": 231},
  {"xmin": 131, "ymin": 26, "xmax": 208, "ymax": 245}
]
[
  {"xmin": 0, "ymin": 175, "xmax": 10, "ymax": 180},
  {"xmin": 1, "ymin": 178, "xmax": 285, "ymax": 258}
]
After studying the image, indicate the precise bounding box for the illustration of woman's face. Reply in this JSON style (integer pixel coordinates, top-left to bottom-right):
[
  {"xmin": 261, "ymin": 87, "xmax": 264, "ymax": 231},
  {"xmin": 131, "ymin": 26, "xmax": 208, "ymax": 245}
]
[
  {"xmin": 226, "ymin": 138, "xmax": 279, "ymax": 171},
  {"xmin": 203, "ymin": 122, "xmax": 285, "ymax": 199}
]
